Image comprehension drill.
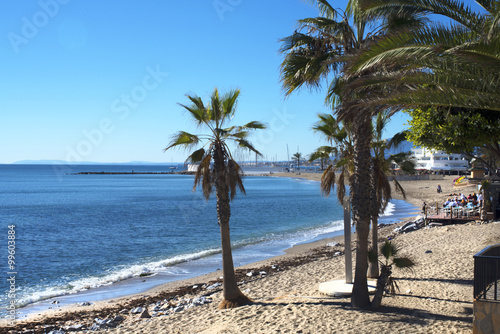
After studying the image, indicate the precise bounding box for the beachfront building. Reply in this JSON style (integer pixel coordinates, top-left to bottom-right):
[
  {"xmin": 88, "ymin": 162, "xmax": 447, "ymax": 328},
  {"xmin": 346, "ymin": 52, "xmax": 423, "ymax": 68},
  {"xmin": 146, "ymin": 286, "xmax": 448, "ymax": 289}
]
[{"xmin": 411, "ymin": 147, "xmax": 469, "ymax": 174}]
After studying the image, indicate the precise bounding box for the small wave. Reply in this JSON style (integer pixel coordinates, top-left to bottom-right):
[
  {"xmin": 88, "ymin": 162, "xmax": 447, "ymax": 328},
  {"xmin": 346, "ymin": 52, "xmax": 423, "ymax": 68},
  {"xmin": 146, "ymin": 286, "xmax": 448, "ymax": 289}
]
[
  {"xmin": 16, "ymin": 248, "xmax": 221, "ymax": 308},
  {"xmin": 381, "ymin": 202, "xmax": 396, "ymax": 217}
]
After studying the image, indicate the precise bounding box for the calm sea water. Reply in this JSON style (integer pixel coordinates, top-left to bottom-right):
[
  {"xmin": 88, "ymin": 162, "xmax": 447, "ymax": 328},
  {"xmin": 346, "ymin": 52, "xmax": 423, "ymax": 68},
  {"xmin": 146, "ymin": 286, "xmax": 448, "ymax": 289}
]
[{"xmin": 0, "ymin": 164, "xmax": 418, "ymax": 317}]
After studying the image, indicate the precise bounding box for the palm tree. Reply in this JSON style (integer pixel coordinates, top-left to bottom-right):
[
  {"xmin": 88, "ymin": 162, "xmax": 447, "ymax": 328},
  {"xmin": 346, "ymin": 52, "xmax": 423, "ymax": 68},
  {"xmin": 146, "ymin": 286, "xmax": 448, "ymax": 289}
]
[
  {"xmin": 345, "ymin": 0, "xmax": 500, "ymax": 113},
  {"xmin": 279, "ymin": 0, "xmax": 420, "ymax": 307},
  {"xmin": 164, "ymin": 88, "xmax": 266, "ymax": 309},
  {"xmin": 368, "ymin": 112, "xmax": 415, "ymax": 278},
  {"xmin": 292, "ymin": 152, "xmax": 303, "ymax": 171},
  {"xmin": 310, "ymin": 113, "xmax": 354, "ymax": 204},
  {"xmin": 369, "ymin": 240, "xmax": 415, "ymax": 309},
  {"xmin": 308, "ymin": 148, "xmax": 330, "ymax": 170}
]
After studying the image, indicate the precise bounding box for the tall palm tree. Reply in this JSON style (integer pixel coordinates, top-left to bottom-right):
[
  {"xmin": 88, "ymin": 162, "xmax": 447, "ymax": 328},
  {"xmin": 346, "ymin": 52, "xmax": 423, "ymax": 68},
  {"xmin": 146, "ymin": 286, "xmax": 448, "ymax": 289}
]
[
  {"xmin": 164, "ymin": 88, "xmax": 266, "ymax": 309},
  {"xmin": 345, "ymin": 0, "xmax": 500, "ymax": 113},
  {"xmin": 311, "ymin": 113, "xmax": 354, "ymax": 205},
  {"xmin": 279, "ymin": 0, "xmax": 417, "ymax": 307},
  {"xmin": 368, "ymin": 112, "xmax": 415, "ymax": 278}
]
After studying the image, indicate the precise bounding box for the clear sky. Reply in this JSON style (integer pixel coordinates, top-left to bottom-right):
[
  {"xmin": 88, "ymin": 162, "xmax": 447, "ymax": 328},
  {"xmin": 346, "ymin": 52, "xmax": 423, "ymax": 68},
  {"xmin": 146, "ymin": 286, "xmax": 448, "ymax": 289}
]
[{"xmin": 0, "ymin": 0, "xmax": 432, "ymax": 164}]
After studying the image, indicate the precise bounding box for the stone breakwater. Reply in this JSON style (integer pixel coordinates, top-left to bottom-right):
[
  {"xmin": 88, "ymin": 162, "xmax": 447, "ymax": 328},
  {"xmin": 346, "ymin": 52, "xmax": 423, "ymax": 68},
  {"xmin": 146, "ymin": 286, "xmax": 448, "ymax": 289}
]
[{"xmin": 71, "ymin": 171, "xmax": 195, "ymax": 175}]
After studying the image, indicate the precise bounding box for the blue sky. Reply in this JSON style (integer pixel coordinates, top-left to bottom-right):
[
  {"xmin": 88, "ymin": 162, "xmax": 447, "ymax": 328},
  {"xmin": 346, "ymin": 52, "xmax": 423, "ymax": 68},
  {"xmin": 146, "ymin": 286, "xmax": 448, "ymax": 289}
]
[{"xmin": 0, "ymin": 0, "xmax": 427, "ymax": 164}]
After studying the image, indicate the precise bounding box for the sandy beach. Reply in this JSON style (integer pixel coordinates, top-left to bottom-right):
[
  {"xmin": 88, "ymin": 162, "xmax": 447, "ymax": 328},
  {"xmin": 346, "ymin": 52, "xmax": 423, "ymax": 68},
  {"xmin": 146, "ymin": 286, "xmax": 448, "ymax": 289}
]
[{"xmin": 5, "ymin": 174, "xmax": 499, "ymax": 334}]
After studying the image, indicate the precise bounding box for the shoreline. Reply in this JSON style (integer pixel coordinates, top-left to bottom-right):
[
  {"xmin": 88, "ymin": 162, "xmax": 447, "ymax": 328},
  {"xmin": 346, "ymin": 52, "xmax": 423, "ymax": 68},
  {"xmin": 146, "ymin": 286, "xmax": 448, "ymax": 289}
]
[{"xmin": 5, "ymin": 173, "xmax": 487, "ymax": 333}]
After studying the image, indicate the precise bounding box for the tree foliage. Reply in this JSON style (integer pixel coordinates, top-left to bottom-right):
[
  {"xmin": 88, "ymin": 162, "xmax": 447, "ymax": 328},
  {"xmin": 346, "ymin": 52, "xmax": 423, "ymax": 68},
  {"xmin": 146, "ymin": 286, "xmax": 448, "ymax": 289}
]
[{"xmin": 405, "ymin": 106, "xmax": 500, "ymax": 164}]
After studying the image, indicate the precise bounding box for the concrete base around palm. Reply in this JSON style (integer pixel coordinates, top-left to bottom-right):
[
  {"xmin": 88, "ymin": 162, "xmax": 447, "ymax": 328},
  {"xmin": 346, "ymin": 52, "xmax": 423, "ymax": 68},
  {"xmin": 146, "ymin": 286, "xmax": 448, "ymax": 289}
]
[{"xmin": 318, "ymin": 280, "xmax": 377, "ymax": 297}]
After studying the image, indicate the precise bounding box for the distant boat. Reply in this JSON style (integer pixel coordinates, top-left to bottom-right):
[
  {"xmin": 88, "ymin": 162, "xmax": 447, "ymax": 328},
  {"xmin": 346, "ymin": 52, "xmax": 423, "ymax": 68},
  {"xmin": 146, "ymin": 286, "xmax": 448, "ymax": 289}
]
[{"xmin": 169, "ymin": 166, "xmax": 177, "ymax": 170}]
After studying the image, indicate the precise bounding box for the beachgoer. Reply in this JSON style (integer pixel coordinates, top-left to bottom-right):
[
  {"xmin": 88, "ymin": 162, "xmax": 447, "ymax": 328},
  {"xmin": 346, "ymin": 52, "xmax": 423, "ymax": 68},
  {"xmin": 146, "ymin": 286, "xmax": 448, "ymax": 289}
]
[
  {"xmin": 437, "ymin": 185, "xmax": 442, "ymax": 193},
  {"xmin": 478, "ymin": 193, "xmax": 484, "ymax": 207},
  {"xmin": 421, "ymin": 201, "xmax": 427, "ymax": 213}
]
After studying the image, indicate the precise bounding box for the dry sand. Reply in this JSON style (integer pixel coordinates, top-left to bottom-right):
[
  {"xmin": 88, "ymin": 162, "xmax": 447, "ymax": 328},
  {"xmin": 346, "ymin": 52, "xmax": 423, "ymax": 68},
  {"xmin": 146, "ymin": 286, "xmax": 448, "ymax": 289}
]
[{"xmin": 5, "ymin": 174, "xmax": 499, "ymax": 334}]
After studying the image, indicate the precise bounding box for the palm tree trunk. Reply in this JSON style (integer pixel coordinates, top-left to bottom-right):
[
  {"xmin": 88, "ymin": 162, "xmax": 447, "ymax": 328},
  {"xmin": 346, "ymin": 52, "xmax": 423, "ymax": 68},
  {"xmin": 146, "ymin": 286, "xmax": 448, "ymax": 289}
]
[
  {"xmin": 213, "ymin": 144, "xmax": 251, "ymax": 309},
  {"xmin": 368, "ymin": 215, "xmax": 380, "ymax": 278},
  {"xmin": 371, "ymin": 264, "xmax": 392, "ymax": 309},
  {"xmin": 350, "ymin": 117, "xmax": 373, "ymax": 308},
  {"xmin": 368, "ymin": 174, "xmax": 380, "ymax": 278}
]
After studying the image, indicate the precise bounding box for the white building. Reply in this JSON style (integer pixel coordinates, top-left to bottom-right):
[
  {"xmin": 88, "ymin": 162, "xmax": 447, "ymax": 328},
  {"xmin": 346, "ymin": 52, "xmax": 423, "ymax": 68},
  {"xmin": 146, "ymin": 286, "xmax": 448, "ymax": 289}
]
[{"xmin": 411, "ymin": 147, "xmax": 469, "ymax": 173}]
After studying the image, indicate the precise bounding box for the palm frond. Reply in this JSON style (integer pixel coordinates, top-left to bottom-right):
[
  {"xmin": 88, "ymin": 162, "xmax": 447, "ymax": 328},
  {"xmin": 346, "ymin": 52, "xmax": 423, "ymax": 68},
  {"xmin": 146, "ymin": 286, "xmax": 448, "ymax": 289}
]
[
  {"xmin": 222, "ymin": 89, "xmax": 240, "ymax": 118},
  {"xmin": 235, "ymin": 139, "xmax": 263, "ymax": 156},
  {"xmin": 393, "ymin": 257, "xmax": 416, "ymax": 270},
  {"xmin": 186, "ymin": 148, "xmax": 206, "ymax": 163},
  {"xmin": 242, "ymin": 121, "xmax": 266, "ymax": 130},
  {"xmin": 164, "ymin": 131, "xmax": 200, "ymax": 151},
  {"xmin": 193, "ymin": 153, "xmax": 213, "ymax": 201},
  {"xmin": 380, "ymin": 240, "xmax": 398, "ymax": 261},
  {"xmin": 226, "ymin": 159, "xmax": 245, "ymax": 200},
  {"xmin": 320, "ymin": 164, "xmax": 336, "ymax": 197}
]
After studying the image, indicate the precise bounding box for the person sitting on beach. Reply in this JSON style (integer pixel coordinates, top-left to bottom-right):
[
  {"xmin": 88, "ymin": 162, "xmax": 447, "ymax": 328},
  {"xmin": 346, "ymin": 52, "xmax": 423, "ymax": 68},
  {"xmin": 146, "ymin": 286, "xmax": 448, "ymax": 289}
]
[
  {"xmin": 444, "ymin": 198, "xmax": 452, "ymax": 207},
  {"xmin": 472, "ymin": 192, "xmax": 478, "ymax": 201}
]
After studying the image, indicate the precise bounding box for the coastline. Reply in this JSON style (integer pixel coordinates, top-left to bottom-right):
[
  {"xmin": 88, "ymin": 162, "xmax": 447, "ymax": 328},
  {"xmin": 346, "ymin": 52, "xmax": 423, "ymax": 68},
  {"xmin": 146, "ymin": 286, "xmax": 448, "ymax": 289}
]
[{"xmin": 5, "ymin": 173, "xmax": 495, "ymax": 333}]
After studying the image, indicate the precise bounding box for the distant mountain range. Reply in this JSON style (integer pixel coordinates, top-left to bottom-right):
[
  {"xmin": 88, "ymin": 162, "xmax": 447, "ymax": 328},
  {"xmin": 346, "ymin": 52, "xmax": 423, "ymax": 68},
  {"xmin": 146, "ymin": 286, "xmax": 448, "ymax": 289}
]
[{"xmin": 10, "ymin": 160, "xmax": 180, "ymax": 165}]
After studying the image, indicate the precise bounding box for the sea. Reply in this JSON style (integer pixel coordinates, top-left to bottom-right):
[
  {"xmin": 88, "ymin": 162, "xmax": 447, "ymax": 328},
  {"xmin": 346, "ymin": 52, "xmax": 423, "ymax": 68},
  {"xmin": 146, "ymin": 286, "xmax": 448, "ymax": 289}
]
[{"xmin": 0, "ymin": 164, "xmax": 419, "ymax": 319}]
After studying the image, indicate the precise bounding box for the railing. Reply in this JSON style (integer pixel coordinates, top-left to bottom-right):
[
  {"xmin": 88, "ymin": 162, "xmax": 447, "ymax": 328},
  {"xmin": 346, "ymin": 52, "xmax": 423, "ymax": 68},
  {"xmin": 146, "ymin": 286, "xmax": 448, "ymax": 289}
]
[
  {"xmin": 474, "ymin": 244, "xmax": 500, "ymax": 301},
  {"xmin": 425, "ymin": 205, "xmax": 480, "ymax": 220}
]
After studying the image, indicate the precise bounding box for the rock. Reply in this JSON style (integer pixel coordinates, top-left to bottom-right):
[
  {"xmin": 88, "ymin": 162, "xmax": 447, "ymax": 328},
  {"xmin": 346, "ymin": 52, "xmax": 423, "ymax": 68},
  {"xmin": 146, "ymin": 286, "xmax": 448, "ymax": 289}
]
[
  {"xmin": 406, "ymin": 289, "xmax": 412, "ymax": 294},
  {"xmin": 259, "ymin": 271, "xmax": 267, "ymax": 276},
  {"xmin": 65, "ymin": 324, "xmax": 85, "ymax": 331},
  {"xmin": 139, "ymin": 309, "xmax": 151, "ymax": 318},
  {"xmin": 271, "ymin": 265, "xmax": 277, "ymax": 269},
  {"xmin": 326, "ymin": 242, "xmax": 340, "ymax": 247},
  {"xmin": 425, "ymin": 250, "xmax": 433, "ymax": 254},
  {"xmin": 207, "ymin": 282, "xmax": 222, "ymax": 290},
  {"xmin": 78, "ymin": 301, "xmax": 92, "ymax": 306},
  {"xmin": 119, "ymin": 308, "xmax": 129, "ymax": 314},
  {"xmin": 334, "ymin": 251, "xmax": 341, "ymax": 256},
  {"xmin": 173, "ymin": 305, "xmax": 184, "ymax": 313},
  {"xmin": 48, "ymin": 331, "xmax": 66, "ymax": 334},
  {"xmin": 50, "ymin": 300, "xmax": 59, "ymax": 304},
  {"xmin": 112, "ymin": 315, "xmax": 125, "ymax": 323},
  {"xmin": 130, "ymin": 307, "xmax": 144, "ymax": 314},
  {"xmin": 192, "ymin": 285, "xmax": 198, "ymax": 289},
  {"xmin": 246, "ymin": 271, "xmax": 254, "ymax": 277}
]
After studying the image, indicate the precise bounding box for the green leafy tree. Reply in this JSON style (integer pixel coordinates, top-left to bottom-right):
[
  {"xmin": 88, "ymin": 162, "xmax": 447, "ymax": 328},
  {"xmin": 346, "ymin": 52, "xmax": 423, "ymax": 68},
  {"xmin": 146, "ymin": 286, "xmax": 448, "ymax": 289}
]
[
  {"xmin": 405, "ymin": 106, "xmax": 500, "ymax": 176},
  {"xmin": 164, "ymin": 88, "xmax": 266, "ymax": 309},
  {"xmin": 369, "ymin": 240, "xmax": 415, "ymax": 309}
]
